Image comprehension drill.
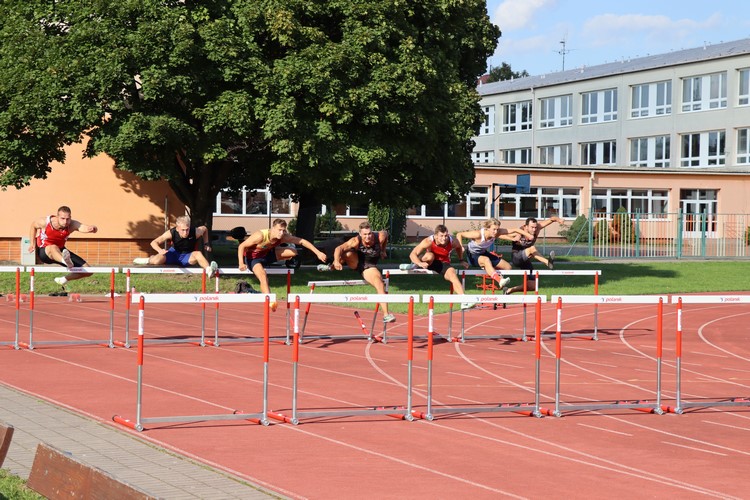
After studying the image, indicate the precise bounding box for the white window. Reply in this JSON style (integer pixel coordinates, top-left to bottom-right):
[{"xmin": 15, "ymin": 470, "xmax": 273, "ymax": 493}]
[
  {"xmin": 539, "ymin": 95, "xmax": 572, "ymax": 128},
  {"xmin": 479, "ymin": 105, "xmax": 495, "ymax": 135},
  {"xmin": 592, "ymin": 188, "xmax": 669, "ymax": 218},
  {"xmin": 737, "ymin": 128, "xmax": 750, "ymax": 164},
  {"xmin": 739, "ymin": 68, "xmax": 749, "ymax": 106},
  {"xmin": 472, "ymin": 150, "xmax": 495, "ymax": 163},
  {"xmin": 503, "ymin": 148, "xmax": 532, "ymax": 164},
  {"xmin": 631, "ymin": 81, "xmax": 672, "ymax": 117},
  {"xmin": 629, "ymin": 135, "xmax": 671, "ymax": 167},
  {"xmin": 408, "ymin": 187, "xmax": 490, "ymax": 219},
  {"xmin": 581, "ymin": 140, "xmax": 617, "ymax": 166},
  {"xmin": 539, "ymin": 144, "xmax": 572, "ymax": 165},
  {"xmin": 215, "ymin": 187, "xmax": 292, "ymax": 216},
  {"xmin": 680, "ymin": 130, "xmax": 726, "ymax": 167},
  {"xmin": 581, "ymin": 88, "xmax": 617, "ymax": 123},
  {"xmin": 499, "ymin": 187, "xmax": 580, "ymax": 219},
  {"xmin": 681, "ymin": 72, "xmax": 727, "ymax": 112},
  {"xmin": 502, "ymin": 100, "xmax": 532, "ymax": 132}
]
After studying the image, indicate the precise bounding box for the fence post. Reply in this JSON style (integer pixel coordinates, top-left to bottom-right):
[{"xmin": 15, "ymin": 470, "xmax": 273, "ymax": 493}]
[
  {"xmin": 587, "ymin": 206, "xmax": 594, "ymax": 257},
  {"xmin": 635, "ymin": 211, "xmax": 641, "ymax": 257},
  {"xmin": 676, "ymin": 210, "xmax": 683, "ymax": 259},
  {"xmin": 700, "ymin": 212, "xmax": 707, "ymax": 257}
]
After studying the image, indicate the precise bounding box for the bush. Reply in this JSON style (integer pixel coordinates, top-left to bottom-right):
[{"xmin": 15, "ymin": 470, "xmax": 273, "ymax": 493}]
[
  {"xmin": 368, "ymin": 204, "xmax": 407, "ymax": 244},
  {"xmin": 560, "ymin": 215, "xmax": 589, "ymax": 243},
  {"xmin": 287, "ymin": 212, "xmax": 343, "ymax": 237},
  {"xmin": 746, "ymin": 226, "xmax": 750, "ymax": 245}
]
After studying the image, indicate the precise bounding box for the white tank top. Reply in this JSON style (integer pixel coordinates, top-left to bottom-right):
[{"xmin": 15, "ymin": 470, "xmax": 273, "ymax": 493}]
[{"xmin": 467, "ymin": 228, "xmax": 494, "ymax": 254}]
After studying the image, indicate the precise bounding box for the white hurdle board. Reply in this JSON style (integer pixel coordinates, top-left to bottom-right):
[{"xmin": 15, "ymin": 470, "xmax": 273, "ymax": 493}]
[
  {"xmin": 122, "ymin": 267, "xmax": 207, "ymax": 274},
  {"xmin": 132, "ymin": 293, "xmax": 276, "ymax": 304},
  {"xmin": 289, "ymin": 293, "xmax": 419, "ymax": 304},
  {"xmin": 0, "ymin": 266, "xmax": 24, "ymax": 272},
  {"xmin": 551, "ymin": 294, "xmax": 667, "ymax": 304},
  {"xmin": 28, "ymin": 266, "xmax": 119, "ymax": 273},
  {"xmin": 672, "ymin": 295, "xmax": 750, "ymax": 304},
  {"xmin": 216, "ymin": 267, "xmax": 294, "ymax": 276},
  {"xmin": 426, "ymin": 294, "xmax": 546, "ymax": 305}
]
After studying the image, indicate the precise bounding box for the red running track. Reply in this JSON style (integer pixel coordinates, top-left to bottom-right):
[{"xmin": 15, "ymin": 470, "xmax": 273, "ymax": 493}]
[{"xmin": 1, "ymin": 294, "xmax": 750, "ymax": 498}]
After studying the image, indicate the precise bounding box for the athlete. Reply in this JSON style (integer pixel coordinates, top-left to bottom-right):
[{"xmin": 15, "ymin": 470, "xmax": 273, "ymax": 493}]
[
  {"xmin": 332, "ymin": 222, "xmax": 395, "ymax": 323},
  {"xmin": 238, "ymin": 218, "xmax": 327, "ymax": 311},
  {"xmin": 505, "ymin": 216, "xmax": 563, "ymax": 294},
  {"xmin": 404, "ymin": 224, "xmax": 475, "ymax": 310},
  {"xmin": 28, "ymin": 205, "xmax": 98, "ymax": 286},
  {"xmin": 456, "ymin": 218, "xmax": 532, "ymax": 290},
  {"xmin": 135, "ymin": 215, "xmax": 218, "ymax": 278}
]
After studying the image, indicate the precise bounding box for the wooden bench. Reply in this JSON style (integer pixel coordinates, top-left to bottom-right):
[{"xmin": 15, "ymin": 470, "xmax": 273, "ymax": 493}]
[
  {"xmin": 27, "ymin": 442, "xmax": 159, "ymax": 499},
  {"xmin": 0, "ymin": 420, "xmax": 13, "ymax": 468}
]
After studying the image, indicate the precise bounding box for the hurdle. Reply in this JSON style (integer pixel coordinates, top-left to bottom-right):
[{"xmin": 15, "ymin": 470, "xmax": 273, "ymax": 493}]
[
  {"xmin": 268, "ymin": 293, "xmax": 421, "ymax": 424},
  {"xmin": 548, "ymin": 295, "xmax": 667, "ymax": 417},
  {"xmin": 112, "ymin": 292, "xmax": 275, "ymax": 431},
  {"xmin": 21, "ymin": 266, "xmax": 119, "ymax": 349},
  {"xmin": 421, "ymin": 294, "xmax": 550, "ymax": 419},
  {"xmin": 1, "ymin": 267, "xmax": 23, "ymax": 350},
  {"xmin": 210, "ymin": 267, "xmax": 294, "ymax": 346},
  {"xmin": 298, "ymin": 277, "xmax": 390, "ymax": 343},
  {"xmin": 456, "ymin": 269, "xmax": 602, "ymax": 341},
  {"xmin": 122, "ymin": 267, "xmax": 216, "ymax": 347},
  {"xmin": 665, "ymin": 295, "xmax": 750, "ymax": 414}
]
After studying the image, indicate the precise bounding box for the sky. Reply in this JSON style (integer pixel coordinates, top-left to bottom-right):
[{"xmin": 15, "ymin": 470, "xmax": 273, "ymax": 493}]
[{"xmin": 485, "ymin": 0, "xmax": 750, "ymax": 76}]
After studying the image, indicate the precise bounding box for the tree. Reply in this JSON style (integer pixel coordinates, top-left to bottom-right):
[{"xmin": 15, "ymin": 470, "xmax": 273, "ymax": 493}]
[
  {"xmin": 0, "ymin": 1, "xmax": 499, "ymax": 235},
  {"xmin": 486, "ymin": 62, "xmax": 529, "ymax": 83}
]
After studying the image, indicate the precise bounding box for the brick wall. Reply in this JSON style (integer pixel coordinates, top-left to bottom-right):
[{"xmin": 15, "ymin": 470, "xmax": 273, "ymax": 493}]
[{"xmin": 0, "ymin": 238, "xmax": 151, "ymax": 266}]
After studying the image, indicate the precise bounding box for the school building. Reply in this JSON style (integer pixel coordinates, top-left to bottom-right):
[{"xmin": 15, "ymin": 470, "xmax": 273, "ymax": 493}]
[{"xmin": 2, "ymin": 38, "xmax": 749, "ymax": 264}]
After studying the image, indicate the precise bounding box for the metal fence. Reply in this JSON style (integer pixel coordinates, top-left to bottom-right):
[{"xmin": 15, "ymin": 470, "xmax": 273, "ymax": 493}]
[{"xmin": 581, "ymin": 211, "xmax": 749, "ymax": 259}]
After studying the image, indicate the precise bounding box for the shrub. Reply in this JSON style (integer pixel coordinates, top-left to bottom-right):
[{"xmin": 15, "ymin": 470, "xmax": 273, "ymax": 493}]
[
  {"xmin": 368, "ymin": 204, "xmax": 407, "ymax": 244},
  {"xmin": 287, "ymin": 212, "xmax": 343, "ymax": 237},
  {"xmin": 560, "ymin": 215, "xmax": 589, "ymax": 243}
]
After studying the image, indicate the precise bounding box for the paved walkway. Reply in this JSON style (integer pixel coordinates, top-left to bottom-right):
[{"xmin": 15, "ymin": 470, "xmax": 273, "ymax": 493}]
[{"xmin": 0, "ymin": 384, "xmax": 280, "ymax": 499}]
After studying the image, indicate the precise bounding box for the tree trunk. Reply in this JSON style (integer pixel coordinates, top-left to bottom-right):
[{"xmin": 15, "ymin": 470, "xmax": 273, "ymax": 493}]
[{"xmin": 295, "ymin": 191, "xmax": 320, "ymax": 242}]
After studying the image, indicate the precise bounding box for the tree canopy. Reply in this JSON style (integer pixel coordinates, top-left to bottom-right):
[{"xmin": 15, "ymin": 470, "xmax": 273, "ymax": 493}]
[
  {"xmin": 486, "ymin": 62, "xmax": 529, "ymax": 83},
  {"xmin": 0, "ymin": 0, "xmax": 499, "ymax": 234}
]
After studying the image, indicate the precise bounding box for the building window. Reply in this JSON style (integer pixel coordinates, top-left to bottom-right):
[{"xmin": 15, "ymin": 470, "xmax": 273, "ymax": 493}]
[
  {"xmin": 737, "ymin": 128, "xmax": 750, "ymax": 164},
  {"xmin": 680, "ymin": 130, "xmax": 725, "ymax": 167},
  {"xmin": 581, "ymin": 88, "xmax": 617, "ymax": 123},
  {"xmin": 503, "ymin": 148, "xmax": 532, "ymax": 164},
  {"xmin": 681, "ymin": 72, "xmax": 727, "ymax": 112},
  {"xmin": 409, "ymin": 187, "xmax": 489, "ymax": 219},
  {"xmin": 539, "ymin": 95, "xmax": 572, "ymax": 128},
  {"xmin": 479, "ymin": 105, "xmax": 495, "ymax": 135},
  {"xmin": 581, "ymin": 140, "xmax": 616, "ymax": 166},
  {"xmin": 499, "ymin": 187, "xmax": 580, "ymax": 219},
  {"xmin": 629, "ymin": 135, "xmax": 671, "ymax": 167},
  {"xmin": 739, "ymin": 68, "xmax": 749, "ymax": 106},
  {"xmin": 472, "ymin": 150, "xmax": 495, "ymax": 163},
  {"xmin": 631, "ymin": 81, "xmax": 672, "ymax": 117},
  {"xmin": 502, "ymin": 100, "xmax": 532, "ymax": 132},
  {"xmin": 215, "ymin": 187, "xmax": 293, "ymax": 216},
  {"xmin": 592, "ymin": 188, "xmax": 669, "ymax": 218},
  {"xmin": 539, "ymin": 144, "xmax": 572, "ymax": 165}
]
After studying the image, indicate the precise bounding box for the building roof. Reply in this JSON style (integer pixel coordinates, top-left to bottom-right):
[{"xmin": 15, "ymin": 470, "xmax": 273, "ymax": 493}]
[{"xmin": 478, "ymin": 38, "xmax": 750, "ymax": 96}]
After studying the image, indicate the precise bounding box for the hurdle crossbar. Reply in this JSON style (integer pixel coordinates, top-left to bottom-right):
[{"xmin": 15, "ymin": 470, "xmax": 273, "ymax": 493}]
[
  {"xmin": 21, "ymin": 267, "xmax": 119, "ymax": 350},
  {"xmin": 666, "ymin": 295, "xmax": 750, "ymax": 414},
  {"xmin": 549, "ymin": 295, "xmax": 667, "ymax": 417},
  {"xmin": 421, "ymin": 295, "xmax": 550, "ymax": 419},
  {"xmin": 268, "ymin": 295, "xmax": 419, "ymax": 425},
  {"xmin": 113, "ymin": 293, "xmax": 274, "ymax": 430}
]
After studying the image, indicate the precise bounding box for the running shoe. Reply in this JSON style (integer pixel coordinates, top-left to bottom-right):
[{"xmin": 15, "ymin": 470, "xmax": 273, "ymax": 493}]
[
  {"xmin": 399, "ymin": 263, "xmax": 416, "ymax": 271},
  {"xmin": 61, "ymin": 249, "xmax": 74, "ymax": 268},
  {"xmin": 317, "ymin": 264, "xmax": 331, "ymax": 272},
  {"xmin": 497, "ymin": 276, "xmax": 511, "ymax": 288},
  {"xmin": 133, "ymin": 257, "xmax": 149, "ymax": 265},
  {"xmin": 54, "ymin": 276, "xmax": 67, "ymax": 286},
  {"xmin": 460, "ymin": 302, "xmax": 476, "ymax": 310},
  {"xmin": 548, "ymin": 251, "xmax": 555, "ymax": 270},
  {"xmin": 383, "ymin": 313, "xmax": 396, "ymax": 323},
  {"xmin": 208, "ymin": 261, "xmax": 219, "ymax": 278}
]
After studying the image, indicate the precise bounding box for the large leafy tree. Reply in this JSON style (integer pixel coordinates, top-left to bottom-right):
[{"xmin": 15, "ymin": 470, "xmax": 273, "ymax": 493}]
[{"xmin": 0, "ymin": 1, "xmax": 499, "ymax": 235}]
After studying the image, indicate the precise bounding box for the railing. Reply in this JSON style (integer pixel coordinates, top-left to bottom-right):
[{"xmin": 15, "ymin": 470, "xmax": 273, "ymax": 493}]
[{"xmin": 583, "ymin": 211, "xmax": 749, "ymax": 259}]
